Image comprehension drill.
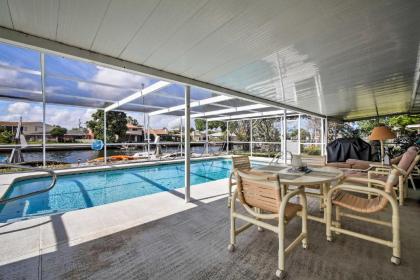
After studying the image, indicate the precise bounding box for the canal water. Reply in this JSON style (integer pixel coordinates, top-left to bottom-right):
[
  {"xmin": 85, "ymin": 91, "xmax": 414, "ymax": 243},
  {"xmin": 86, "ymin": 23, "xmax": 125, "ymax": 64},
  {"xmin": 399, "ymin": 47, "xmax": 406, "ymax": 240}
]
[{"xmin": 0, "ymin": 145, "xmax": 223, "ymax": 164}]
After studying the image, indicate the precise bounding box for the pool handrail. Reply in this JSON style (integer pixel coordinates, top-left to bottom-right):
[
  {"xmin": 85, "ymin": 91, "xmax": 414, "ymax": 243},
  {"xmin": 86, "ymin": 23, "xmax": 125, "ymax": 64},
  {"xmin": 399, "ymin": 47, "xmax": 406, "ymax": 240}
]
[{"xmin": 0, "ymin": 164, "xmax": 57, "ymax": 204}]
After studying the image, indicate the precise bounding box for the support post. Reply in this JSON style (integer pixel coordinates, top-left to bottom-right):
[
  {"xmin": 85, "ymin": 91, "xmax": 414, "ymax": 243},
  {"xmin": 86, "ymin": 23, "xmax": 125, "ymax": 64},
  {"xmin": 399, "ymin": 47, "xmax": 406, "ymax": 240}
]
[
  {"xmin": 180, "ymin": 117, "xmax": 183, "ymax": 156},
  {"xmin": 205, "ymin": 119, "xmax": 209, "ymax": 155},
  {"xmin": 321, "ymin": 117, "xmax": 325, "ymax": 157},
  {"xmin": 297, "ymin": 114, "xmax": 301, "ymax": 155},
  {"xmin": 226, "ymin": 121, "xmax": 230, "ymax": 154},
  {"xmin": 40, "ymin": 53, "xmax": 46, "ymax": 167},
  {"xmin": 104, "ymin": 110, "xmax": 107, "ymax": 164},
  {"xmin": 250, "ymin": 119, "xmax": 253, "ymax": 157},
  {"xmin": 184, "ymin": 86, "xmax": 191, "ymax": 203},
  {"xmin": 324, "ymin": 117, "xmax": 328, "ymax": 162},
  {"xmin": 282, "ymin": 111, "xmax": 287, "ymax": 163},
  {"xmin": 147, "ymin": 114, "xmax": 150, "ymax": 157},
  {"xmin": 143, "ymin": 110, "xmax": 146, "ymax": 153}
]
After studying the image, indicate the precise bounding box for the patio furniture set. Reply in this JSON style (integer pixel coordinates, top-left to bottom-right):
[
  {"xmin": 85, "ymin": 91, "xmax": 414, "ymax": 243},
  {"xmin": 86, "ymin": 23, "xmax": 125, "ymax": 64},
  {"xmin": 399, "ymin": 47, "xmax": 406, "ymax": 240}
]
[{"xmin": 227, "ymin": 147, "xmax": 420, "ymax": 278}]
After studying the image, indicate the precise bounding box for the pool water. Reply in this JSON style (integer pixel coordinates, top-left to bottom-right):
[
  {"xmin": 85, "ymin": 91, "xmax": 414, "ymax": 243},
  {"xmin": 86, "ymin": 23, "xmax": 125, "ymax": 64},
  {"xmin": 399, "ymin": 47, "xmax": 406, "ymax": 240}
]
[{"xmin": 0, "ymin": 159, "xmax": 263, "ymax": 222}]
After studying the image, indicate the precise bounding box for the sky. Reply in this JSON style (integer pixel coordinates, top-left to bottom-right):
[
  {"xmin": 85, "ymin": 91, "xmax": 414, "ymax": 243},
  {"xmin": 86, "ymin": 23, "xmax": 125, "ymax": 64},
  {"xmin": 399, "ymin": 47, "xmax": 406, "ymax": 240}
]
[{"xmin": 0, "ymin": 42, "xmax": 213, "ymax": 129}]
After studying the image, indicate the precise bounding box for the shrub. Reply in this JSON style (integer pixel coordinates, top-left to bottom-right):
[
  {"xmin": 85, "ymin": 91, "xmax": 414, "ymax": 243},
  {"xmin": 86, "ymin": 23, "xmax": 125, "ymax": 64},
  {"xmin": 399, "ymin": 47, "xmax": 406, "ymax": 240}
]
[{"xmin": 302, "ymin": 145, "xmax": 321, "ymax": 155}]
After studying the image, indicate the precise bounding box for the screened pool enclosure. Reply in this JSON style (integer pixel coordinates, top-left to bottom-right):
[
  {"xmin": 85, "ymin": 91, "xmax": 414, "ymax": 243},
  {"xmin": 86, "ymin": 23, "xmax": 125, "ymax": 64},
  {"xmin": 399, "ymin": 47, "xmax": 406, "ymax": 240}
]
[{"xmin": 0, "ymin": 41, "xmax": 327, "ymax": 167}]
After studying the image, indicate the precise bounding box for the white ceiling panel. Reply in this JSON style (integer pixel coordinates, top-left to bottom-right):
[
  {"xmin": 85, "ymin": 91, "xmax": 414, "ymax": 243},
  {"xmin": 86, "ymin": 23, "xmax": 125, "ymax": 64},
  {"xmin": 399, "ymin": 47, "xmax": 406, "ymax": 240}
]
[
  {"xmin": 8, "ymin": 0, "xmax": 58, "ymax": 39},
  {"xmin": 143, "ymin": 0, "xmax": 250, "ymax": 69},
  {"xmin": 119, "ymin": 0, "xmax": 208, "ymax": 63},
  {"xmin": 91, "ymin": 0, "xmax": 160, "ymax": 56},
  {"xmin": 164, "ymin": 0, "xmax": 293, "ymax": 76},
  {"xmin": 0, "ymin": 0, "xmax": 13, "ymax": 28},
  {"xmin": 0, "ymin": 0, "xmax": 420, "ymax": 120},
  {"xmin": 56, "ymin": 0, "xmax": 111, "ymax": 49}
]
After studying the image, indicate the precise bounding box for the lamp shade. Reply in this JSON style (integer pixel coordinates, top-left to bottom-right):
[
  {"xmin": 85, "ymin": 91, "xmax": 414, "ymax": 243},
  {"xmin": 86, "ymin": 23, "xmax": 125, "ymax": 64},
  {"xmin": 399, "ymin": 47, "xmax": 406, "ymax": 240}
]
[{"xmin": 368, "ymin": 126, "xmax": 395, "ymax": 141}]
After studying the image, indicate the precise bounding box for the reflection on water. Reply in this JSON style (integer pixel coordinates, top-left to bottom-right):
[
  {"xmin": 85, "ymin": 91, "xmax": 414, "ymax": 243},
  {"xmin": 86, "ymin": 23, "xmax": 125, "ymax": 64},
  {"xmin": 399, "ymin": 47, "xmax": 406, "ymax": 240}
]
[{"xmin": 0, "ymin": 146, "xmax": 222, "ymax": 164}]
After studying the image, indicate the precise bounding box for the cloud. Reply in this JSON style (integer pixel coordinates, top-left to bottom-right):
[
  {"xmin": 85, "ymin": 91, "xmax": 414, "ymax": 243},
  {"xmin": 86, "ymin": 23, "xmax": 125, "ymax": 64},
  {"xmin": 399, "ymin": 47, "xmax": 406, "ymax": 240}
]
[
  {"xmin": 0, "ymin": 61, "xmax": 40, "ymax": 91},
  {"xmin": 77, "ymin": 65, "xmax": 149, "ymax": 99},
  {"xmin": 8, "ymin": 102, "xmax": 31, "ymax": 114},
  {"xmin": 2, "ymin": 101, "xmax": 96, "ymax": 129},
  {"xmin": 3, "ymin": 102, "xmax": 42, "ymax": 122}
]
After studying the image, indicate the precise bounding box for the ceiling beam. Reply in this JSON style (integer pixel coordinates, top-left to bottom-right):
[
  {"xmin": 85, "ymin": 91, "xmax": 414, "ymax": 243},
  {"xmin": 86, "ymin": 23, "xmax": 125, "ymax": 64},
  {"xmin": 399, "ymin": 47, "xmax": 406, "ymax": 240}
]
[
  {"xmin": 191, "ymin": 104, "xmax": 269, "ymax": 118},
  {"xmin": 207, "ymin": 110, "xmax": 285, "ymax": 121},
  {"xmin": 104, "ymin": 81, "xmax": 170, "ymax": 112},
  {"xmin": 0, "ymin": 27, "xmax": 325, "ymax": 118},
  {"xmin": 149, "ymin": 95, "xmax": 233, "ymax": 116}
]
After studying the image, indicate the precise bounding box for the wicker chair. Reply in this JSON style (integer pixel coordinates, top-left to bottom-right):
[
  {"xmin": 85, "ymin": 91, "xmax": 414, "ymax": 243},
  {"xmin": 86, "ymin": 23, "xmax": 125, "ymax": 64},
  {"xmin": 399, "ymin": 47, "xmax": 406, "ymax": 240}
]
[
  {"xmin": 326, "ymin": 169, "xmax": 401, "ymax": 264},
  {"xmin": 228, "ymin": 155, "xmax": 252, "ymax": 208},
  {"xmin": 229, "ymin": 170, "xmax": 308, "ymax": 279}
]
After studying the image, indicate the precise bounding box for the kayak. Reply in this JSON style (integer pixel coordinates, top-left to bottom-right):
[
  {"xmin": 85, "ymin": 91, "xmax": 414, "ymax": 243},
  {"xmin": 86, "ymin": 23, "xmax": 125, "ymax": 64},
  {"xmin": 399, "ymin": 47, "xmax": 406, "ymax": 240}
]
[{"xmin": 89, "ymin": 155, "xmax": 136, "ymax": 162}]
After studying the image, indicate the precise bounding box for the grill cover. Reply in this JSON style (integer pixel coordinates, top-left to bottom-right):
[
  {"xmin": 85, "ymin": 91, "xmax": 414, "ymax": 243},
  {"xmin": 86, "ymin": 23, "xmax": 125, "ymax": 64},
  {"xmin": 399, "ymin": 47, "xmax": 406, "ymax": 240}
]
[{"xmin": 327, "ymin": 138, "xmax": 371, "ymax": 162}]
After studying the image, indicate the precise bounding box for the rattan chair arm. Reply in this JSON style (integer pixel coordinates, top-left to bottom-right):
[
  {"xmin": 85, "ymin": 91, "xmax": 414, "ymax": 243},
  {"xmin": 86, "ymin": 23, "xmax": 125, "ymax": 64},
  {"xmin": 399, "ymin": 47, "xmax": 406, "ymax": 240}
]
[
  {"xmin": 392, "ymin": 165, "xmax": 408, "ymax": 176},
  {"xmin": 342, "ymin": 176, "xmax": 386, "ymax": 188},
  {"xmin": 368, "ymin": 170, "xmax": 389, "ymax": 176},
  {"xmin": 336, "ymin": 167, "xmax": 367, "ymax": 172}
]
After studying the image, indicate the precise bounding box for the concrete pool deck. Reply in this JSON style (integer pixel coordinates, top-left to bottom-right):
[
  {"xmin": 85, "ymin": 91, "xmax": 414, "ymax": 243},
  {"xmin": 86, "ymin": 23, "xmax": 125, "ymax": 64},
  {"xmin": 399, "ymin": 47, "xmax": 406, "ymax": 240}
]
[
  {"xmin": 0, "ymin": 177, "xmax": 230, "ymax": 266},
  {"xmin": 1, "ymin": 180, "xmax": 420, "ymax": 279}
]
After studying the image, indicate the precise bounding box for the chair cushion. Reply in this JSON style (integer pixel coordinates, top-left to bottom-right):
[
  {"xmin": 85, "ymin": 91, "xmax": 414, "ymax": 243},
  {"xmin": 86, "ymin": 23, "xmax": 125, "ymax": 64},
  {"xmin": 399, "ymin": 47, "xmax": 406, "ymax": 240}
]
[
  {"xmin": 266, "ymin": 202, "xmax": 302, "ymax": 221},
  {"xmin": 345, "ymin": 159, "xmax": 371, "ymax": 170},
  {"xmin": 282, "ymin": 202, "xmax": 302, "ymax": 221},
  {"xmin": 326, "ymin": 162, "xmax": 352, "ymax": 168},
  {"xmin": 397, "ymin": 148, "xmax": 418, "ymax": 171},
  {"xmin": 332, "ymin": 190, "xmax": 388, "ymax": 213},
  {"xmin": 343, "ymin": 170, "xmax": 389, "ymax": 184},
  {"xmin": 390, "ymin": 154, "xmax": 403, "ymax": 165}
]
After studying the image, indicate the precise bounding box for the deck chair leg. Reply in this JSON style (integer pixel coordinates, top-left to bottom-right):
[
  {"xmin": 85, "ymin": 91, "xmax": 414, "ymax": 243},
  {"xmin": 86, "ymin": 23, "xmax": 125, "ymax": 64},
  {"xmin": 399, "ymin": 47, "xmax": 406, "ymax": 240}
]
[
  {"xmin": 228, "ymin": 192, "xmax": 236, "ymax": 252},
  {"xmin": 276, "ymin": 218, "xmax": 286, "ymax": 279},
  {"xmin": 326, "ymin": 201, "xmax": 333, "ymax": 242},
  {"xmin": 409, "ymin": 175, "xmax": 416, "ymax": 191},
  {"xmin": 319, "ymin": 197, "xmax": 323, "ymax": 212},
  {"xmin": 228, "ymin": 217, "xmax": 236, "ymax": 251},
  {"xmin": 228, "ymin": 183, "xmax": 232, "ymax": 208},
  {"xmin": 335, "ymin": 206, "xmax": 341, "ymax": 235},
  {"xmin": 256, "ymin": 208, "xmax": 264, "ymax": 232},
  {"xmin": 398, "ymin": 176, "xmax": 404, "ymax": 206},
  {"xmin": 319, "ymin": 185, "xmax": 324, "ymax": 212},
  {"xmin": 391, "ymin": 206, "xmax": 401, "ymax": 265},
  {"xmin": 300, "ymin": 193, "xmax": 308, "ymax": 248}
]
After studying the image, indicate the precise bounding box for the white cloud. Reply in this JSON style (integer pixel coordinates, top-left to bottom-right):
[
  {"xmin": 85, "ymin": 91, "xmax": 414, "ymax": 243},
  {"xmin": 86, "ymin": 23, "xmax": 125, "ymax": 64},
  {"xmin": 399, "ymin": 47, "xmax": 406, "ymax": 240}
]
[
  {"xmin": 0, "ymin": 61, "xmax": 39, "ymax": 91},
  {"xmin": 45, "ymin": 106, "xmax": 97, "ymax": 129},
  {"xmin": 2, "ymin": 101, "xmax": 96, "ymax": 129},
  {"xmin": 8, "ymin": 102, "xmax": 31, "ymax": 114},
  {"xmin": 3, "ymin": 102, "xmax": 42, "ymax": 122},
  {"xmin": 77, "ymin": 65, "xmax": 149, "ymax": 99},
  {"xmin": 2, "ymin": 102, "xmax": 182, "ymax": 130}
]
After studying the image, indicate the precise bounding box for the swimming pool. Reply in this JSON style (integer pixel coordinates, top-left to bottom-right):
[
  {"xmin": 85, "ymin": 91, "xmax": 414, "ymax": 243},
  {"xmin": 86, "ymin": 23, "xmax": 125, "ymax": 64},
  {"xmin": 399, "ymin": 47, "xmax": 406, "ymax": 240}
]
[{"xmin": 0, "ymin": 158, "xmax": 263, "ymax": 223}]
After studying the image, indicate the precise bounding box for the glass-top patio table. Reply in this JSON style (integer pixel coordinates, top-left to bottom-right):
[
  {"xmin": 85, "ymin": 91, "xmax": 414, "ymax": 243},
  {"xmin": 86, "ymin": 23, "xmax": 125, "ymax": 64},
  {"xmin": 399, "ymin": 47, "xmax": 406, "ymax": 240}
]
[{"xmin": 255, "ymin": 165, "xmax": 344, "ymax": 224}]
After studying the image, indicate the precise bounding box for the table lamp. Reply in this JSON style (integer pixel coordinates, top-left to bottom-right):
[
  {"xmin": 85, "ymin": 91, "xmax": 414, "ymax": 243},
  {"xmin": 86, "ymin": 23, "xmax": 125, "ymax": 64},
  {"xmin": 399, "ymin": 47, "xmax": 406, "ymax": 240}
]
[{"xmin": 368, "ymin": 125, "xmax": 395, "ymax": 164}]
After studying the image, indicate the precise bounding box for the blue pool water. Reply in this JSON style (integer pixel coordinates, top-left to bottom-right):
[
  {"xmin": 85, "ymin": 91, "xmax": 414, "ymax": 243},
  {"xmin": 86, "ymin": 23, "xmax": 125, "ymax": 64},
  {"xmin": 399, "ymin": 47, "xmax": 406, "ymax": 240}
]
[{"xmin": 0, "ymin": 159, "xmax": 262, "ymax": 222}]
